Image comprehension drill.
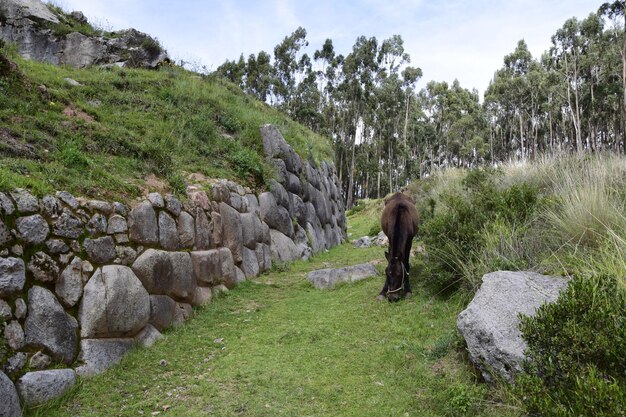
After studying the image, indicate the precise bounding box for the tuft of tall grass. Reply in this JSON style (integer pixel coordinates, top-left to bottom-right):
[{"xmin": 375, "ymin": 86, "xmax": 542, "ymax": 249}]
[{"xmin": 413, "ymin": 153, "xmax": 626, "ymax": 294}]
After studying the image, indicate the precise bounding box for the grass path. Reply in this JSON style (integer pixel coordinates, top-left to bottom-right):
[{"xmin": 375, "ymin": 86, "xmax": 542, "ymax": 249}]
[{"xmin": 29, "ymin": 243, "xmax": 518, "ymax": 417}]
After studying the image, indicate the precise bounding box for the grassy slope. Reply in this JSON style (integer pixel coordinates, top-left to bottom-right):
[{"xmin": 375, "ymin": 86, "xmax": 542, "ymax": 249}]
[
  {"xmin": 26, "ymin": 210, "xmax": 519, "ymax": 417},
  {"xmin": 0, "ymin": 45, "xmax": 332, "ymax": 201}
]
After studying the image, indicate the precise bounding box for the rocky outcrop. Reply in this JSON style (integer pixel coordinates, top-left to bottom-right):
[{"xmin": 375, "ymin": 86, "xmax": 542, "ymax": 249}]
[
  {"xmin": 0, "ymin": 0, "xmax": 168, "ymax": 68},
  {"xmin": 457, "ymin": 271, "xmax": 570, "ymax": 382},
  {"xmin": 0, "ymin": 124, "xmax": 346, "ymax": 410},
  {"xmin": 307, "ymin": 263, "xmax": 379, "ymax": 289}
]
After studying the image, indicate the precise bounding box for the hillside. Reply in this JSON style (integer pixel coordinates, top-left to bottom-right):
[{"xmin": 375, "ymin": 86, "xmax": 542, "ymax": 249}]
[{"xmin": 0, "ymin": 42, "xmax": 333, "ymax": 201}]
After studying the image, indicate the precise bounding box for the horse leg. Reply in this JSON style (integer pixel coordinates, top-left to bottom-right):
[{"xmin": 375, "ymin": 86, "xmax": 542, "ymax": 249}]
[
  {"xmin": 403, "ymin": 238, "xmax": 413, "ymax": 296},
  {"xmin": 377, "ymin": 277, "xmax": 389, "ymax": 301}
]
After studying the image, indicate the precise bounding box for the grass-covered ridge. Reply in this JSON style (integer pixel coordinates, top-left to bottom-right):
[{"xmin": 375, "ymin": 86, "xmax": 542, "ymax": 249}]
[{"xmin": 0, "ymin": 43, "xmax": 333, "ymax": 201}]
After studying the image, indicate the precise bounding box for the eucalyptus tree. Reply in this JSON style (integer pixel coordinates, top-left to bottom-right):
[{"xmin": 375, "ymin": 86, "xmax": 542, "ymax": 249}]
[{"xmin": 273, "ymin": 27, "xmax": 309, "ymax": 114}]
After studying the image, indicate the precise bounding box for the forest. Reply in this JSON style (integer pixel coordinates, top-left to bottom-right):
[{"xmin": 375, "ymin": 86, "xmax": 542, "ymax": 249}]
[{"xmin": 215, "ymin": 3, "xmax": 626, "ymax": 207}]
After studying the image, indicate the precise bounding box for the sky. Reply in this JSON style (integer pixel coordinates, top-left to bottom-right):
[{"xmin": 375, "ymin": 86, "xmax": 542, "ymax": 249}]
[{"xmin": 53, "ymin": 0, "xmax": 600, "ymax": 96}]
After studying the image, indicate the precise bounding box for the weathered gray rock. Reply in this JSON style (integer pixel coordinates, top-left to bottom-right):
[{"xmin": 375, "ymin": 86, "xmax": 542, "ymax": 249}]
[
  {"xmin": 14, "ymin": 298, "xmax": 26, "ymax": 319},
  {"xmin": 241, "ymin": 246, "xmax": 260, "ymax": 278},
  {"xmin": 0, "ymin": 257, "xmax": 26, "ymax": 297},
  {"xmin": 194, "ymin": 207, "xmax": 212, "ymax": 250},
  {"xmin": 17, "ymin": 369, "xmax": 76, "ymax": 407},
  {"xmin": 219, "ymin": 248, "xmax": 237, "ymax": 289},
  {"xmin": 457, "ymin": 271, "xmax": 570, "ymax": 383},
  {"xmin": 372, "ymin": 231, "xmax": 388, "ymax": 246},
  {"xmin": 307, "ymin": 263, "xmax": 379, "ymax": 289},
  {"xmin": 0, "ymin": 0, "xmax": 60, "ymax": 23},
  {"xmin": 164, "ymin": 194, "xmax": 182, "ymax": 217},
  {"xmin": 0, "ymin": 370, "xmax": 22, "ymax": 417},
  {"xmin": 134, "ymin": 324, "xmax": 162, "ymax": 348},
  {"xmin": 40, "ymin": 196, "xmax": 61, "ymax": 219},
  {"xmin": 159, "ymin": 211, "xmax": 179, "ymax": 251},
  {"xmin": 255, "ymin": 243, "xmax": 272, "ymax": 272},
  {"xmin": 147, "ymin": 192, "xmax": 164, "ymax": 208},
  {"xmin": 177, "ymin": 211, "xmax": 195, "ymax": 248},
  {"xmin": 115, "ymin": 245, "xmax": 137, "ymax": 266},
  {"xmin": 16, "ymin": 214, "xmax": 49, "ymax": 245},
  {"xmin": 0, "ymin": 299, "xmax": 11, "ymax": 321},
  {"xmin": 76, "ymin": 338, "xmax": 135, "ymax": 377},
  {"xmin": 107, "ymin": 214, "xmax": 127, "ymax": 234},
  {"xmin": 29, "ymin": 351, "xmax": 51, "ymax": 370},
  {"xmin": 113, "ymin": 202, "xmax": 129, "ymax": 216},
  {"xmin": 131, "ymin": 249, "xmax": 195, "ymax": 302},
  {"xmin": 5, "ymin": 320, "xmax": 25, "ymax": 350},
  {"xmin": 148, "ymin": 295, "xmax": 177, "ymax": 331},
  {"xmin": 245, "ymin": 194, "xmax": 260, "ymax": 216},
  {"xmin": 190, "ymin": 250, "xmax": 222, "ymax": 286},
  {"xmin": 173, "ymin": 302, "xmax": 193, "ymax": 326},
  {"xmin": 0, "ymin": 218, "xmax": 13, "ymax": 246},
  {"xmin": 86, "ymin": 213, "xmax": 107, "ymax": 236},
  {"xmin": 84, "ymin": 236, "xmax": 116, "ymax": 264},
  {"xmin": 51, "ymin": 208, "xmax": 83, "ymax": 239},
  {"xmin": 5, "ymin": 352, "xmax": 27, "ymax": 375},
  {"xmin": 353, "ymin": 236, "xmax": 372, "ymax": 248},
  {"xmin": 193, "ymin": 286, "xmax": 212, "ymax": 306},
  {"xmin": 27, "ymin": 251, "xmax": 59, "ymax": 283},
  {"xmin": 220, "ymin": 202, "xmax": 243, "ymax": 263},
  {"xmin": 0, "ymin": 192, "xmax": 16, "ymax": 216},
  {"xmin": 45, "ymin": 239, "xmax": 69, "ymax": 254},
  {"xmin": 80, "ymin": 265, "xmax": 150, "ymax": 338},
  {"xmin": 55, "ymin": 257, "xmax": 85, "ymax": 307},
  {"xmin": 10, "ymin": 188, "xmax": 39, "ymax": 214},
  {"xmin": 259, "ymin": 192, "xmax": 293, "ymax": 238},
  {"xmin": 86, "ymin": 200, "xmax": 113, "ymax": 215},
  {"xmin": 25, "ymin": 286, "xmax": 78, "ymax": 364},
  {"xmin": 269, "ymin": 229, "xmax": 301, "ymax": 262},
  {"xmin": 55, "ymin": 191, "xmax": 78, "ymax": 210},
  {"xmin": 211, "ymin": 212, "xmax": 223, "ymax": 247},
  {"xmin": 128, "ymin": 201, "xmax": 158, "ymax": 245}
]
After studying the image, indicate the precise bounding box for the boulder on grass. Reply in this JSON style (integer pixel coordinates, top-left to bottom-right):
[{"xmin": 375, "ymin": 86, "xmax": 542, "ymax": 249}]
[{"xmin": 456, "ymin": 271, "xmax": 570, "ymax": 382}]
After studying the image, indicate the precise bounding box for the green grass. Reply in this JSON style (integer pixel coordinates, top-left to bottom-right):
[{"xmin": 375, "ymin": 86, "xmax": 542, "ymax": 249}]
[
  {"xmin": 0, "ymin": 45, "xmax": 333, "ymax": 200},
  {"xmin": 26, "ymin": 237, "xmax": 518, "ymax": 417}
]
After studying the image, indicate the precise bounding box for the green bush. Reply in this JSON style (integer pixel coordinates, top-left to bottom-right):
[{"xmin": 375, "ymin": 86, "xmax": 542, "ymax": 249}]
[
  {"xmin": 516, "ymin": 275, "xmax": 626, "ymax": 416},
  {"xmin": 419, "ymin": 168, "xmax": 541, "ymax": 293}
]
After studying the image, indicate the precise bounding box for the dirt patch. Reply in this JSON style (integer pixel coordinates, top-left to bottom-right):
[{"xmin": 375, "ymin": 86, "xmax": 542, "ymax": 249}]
[
  {"xmin": 63, "ymin": 106, "xmax": 94, "ymax": 123},
  {"xmin": 0, "ymin": 127, "xmax": 39, "ymax": 158},
  {"xmin": 139, "ymin": 173, "xmax": 170, "ymax": 196}
]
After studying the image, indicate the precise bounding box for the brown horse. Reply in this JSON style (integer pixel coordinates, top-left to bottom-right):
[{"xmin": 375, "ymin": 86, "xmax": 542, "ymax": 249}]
[{"xmin": 379, "ymin": 192, "xmax": 419, "ymax": 302}]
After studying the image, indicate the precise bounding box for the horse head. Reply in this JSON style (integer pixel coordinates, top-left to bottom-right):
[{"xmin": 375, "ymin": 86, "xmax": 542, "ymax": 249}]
[{"xmin": 384, "ymin": 251, "xmax": 406, "ymax": 302}]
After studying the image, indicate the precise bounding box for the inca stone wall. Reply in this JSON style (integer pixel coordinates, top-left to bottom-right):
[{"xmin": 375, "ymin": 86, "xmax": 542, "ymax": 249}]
[{"xmin": 0, "ymin": 125, "xmax": 346, "ymax": 413}]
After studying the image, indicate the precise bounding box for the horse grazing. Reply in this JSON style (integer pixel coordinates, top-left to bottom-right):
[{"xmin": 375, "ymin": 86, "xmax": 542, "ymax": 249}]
[{"xmin": 379, "ymin": 192, "xmax": 419, "ymax": 302}]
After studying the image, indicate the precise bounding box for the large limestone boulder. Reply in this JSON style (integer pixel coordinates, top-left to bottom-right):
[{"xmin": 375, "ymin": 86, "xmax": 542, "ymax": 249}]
[
  {"xmin": 457, "ymin": 271, "xmax": 570, "ymax": 382},
  {"xmin": 259, "ymin": 192, "xmax": 293, "ymax": 238},
  {"xmin": 190, "ymin": 250, "xmax": 222, "ymax": 286},
  {"xmin": 15, "ymin": 214, "xmax": 49, "ymax": 245},
  {"xmin": 148, "ymin": 295, "xmax": 177, "ymax": 331},
  {"xmin": 24, "ymin": 286, "xmax": 78, "ymax": 364},
  {"xmin": 0, "ymin": 370, "xmax": 22, "ymax": 417},
  {"xmin": 131, "ymin": 249, "xmax": 196, "ymax": 302},
  {"xmin": 128, "ymin": 201, "xmax": 158, "ymax": 245},
  {"xmin": 220, "ymin": 202, "xmax": 243, "ymax": 263},
  {"xmin": 269, "ymin": 229, "xmax": 301, "ymax": 262},
  {"xmin": 16, "ymin": 369, "xmax": 75, "ymax": 407},
  {"xmin": 75, "ymin": 338, "xmax": 135, "ymax": 377},
  {"xmin": 307, "ymin": 263, "xmax": 378, "ymax": 289},
  {"xmin": 0, "ymin": 0, "xmax": 59, "ymax": 23},
  {"xmin": 79, "ymin": 265, "xmax": 150, "ymax": 338}
]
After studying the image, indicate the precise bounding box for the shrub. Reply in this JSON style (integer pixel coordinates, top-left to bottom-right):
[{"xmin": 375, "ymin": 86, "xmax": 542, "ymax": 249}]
[
  {"xmin": 516, "ymin": 275, "xmax": 626, "ymax": 416},
  {"xmin": 419, "ymin": 168, "xmax": 541, "ymax": 293}
]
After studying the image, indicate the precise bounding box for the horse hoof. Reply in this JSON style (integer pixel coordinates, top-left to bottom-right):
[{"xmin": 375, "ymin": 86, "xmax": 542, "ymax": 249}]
[
  {"xmin": 376, "ymin": 294, "xmax": 386, "ymax": 302},
  {"xmin": 404, "ymin": 292, "xmax": 413, "ymax": 299}
]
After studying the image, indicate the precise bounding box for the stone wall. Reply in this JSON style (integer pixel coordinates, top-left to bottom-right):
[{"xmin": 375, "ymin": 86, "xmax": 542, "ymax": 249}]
[{"xmin": 0, "ymin": 125, "xmax": 346, "ymax": 411}]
